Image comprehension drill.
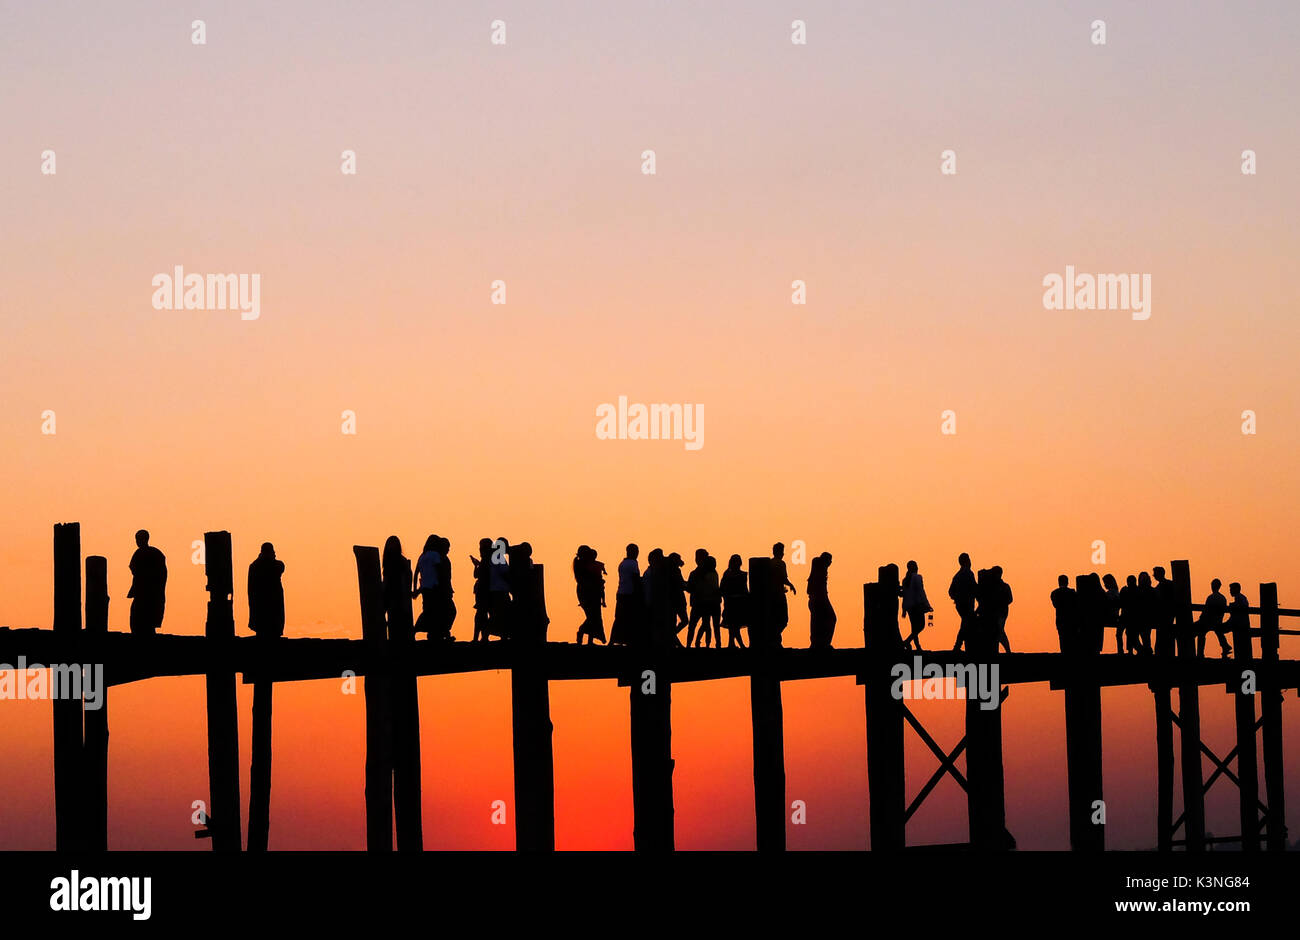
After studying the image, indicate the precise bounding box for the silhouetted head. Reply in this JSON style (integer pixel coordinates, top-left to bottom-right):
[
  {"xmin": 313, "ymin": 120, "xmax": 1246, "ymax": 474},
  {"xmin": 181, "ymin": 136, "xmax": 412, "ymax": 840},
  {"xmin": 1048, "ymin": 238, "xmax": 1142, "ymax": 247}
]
[
  {"xmin": 705, "ymin": 555, "xmax": 717, "ymax": 572},
  {"xmin": 1058, "ymin": 574, "xmax": 1069, "ymax": 588},
  {"xmin": 1138, "ymin": 572, "xmax": 1152, "ymax": 588},
  {"xmin": 479, "ymin": 537, "xmax": 493, "ymax": 556},
  {"xmin": 728, "ymin": 554, "xmax": 742, "ymax": 571},
  {"xmin": 1102, "ymin": 573, "xmax": 1117, "ymax": 591},
  {"xmin": 135, "ymin": 529, "xmax": 150, "ymax": 548},
  {"xmin": 626, "ymin": 543, "xmax": 639, "ymax": 559},
  {"xmin": 773, "ymin": 542, "xmax": 784, "ymax": 559},
  {"xmin": 648, "ymin": 548, "xmax": 664, "ymax": 567},
  {"xmin": 1211, "ymin": 578, "xmax": 1222, "ymax": 592},
  {"xmin": 382, "ymin": 536, "xmax": 403, "ymax": 576},
  {"xmin": 577, "ymin": 544, "xmax": 592, "ymax": 561},
  {"xmin": 991, "ymin": 566, "xmax": 1003, "ymax": 579},
  {"xmin": 437, "ymin": 536, "xmax": 450, "ymax": 554},
  {"xmin": 820, "ymin": 552, "xmax": 832, "ymax": 567},
  {"xmin": 1230, "ymin": 582, "xmax": 1241, "ymax": 596},
  {"xmin": 668, "ymin": 552, "xmax": 684, "ymax": 568},
  {"xmin": 1153, "ymin": 566, "xmax": 1166, "ymax": 581},
  {"xmin": 695, "ymin": 548, "xmax": 707, "ymax": 564},
  {"xmin": 906, "ymin": 560, "xmax": 918, "ymax": 574},
  {"xmin": 423, "ymin": 535, "xmax": 438, "ymax": 554},
  {"xmin": 260, "ymin": 542, "xmax": 275, "ymax": 558},
  {"xmin": 958, "ymin": 552, "xmax": 971, "ymax": 568},
  {"xmin": 520, "ymin": 541, "xmax": 533, "ymax": 560},
  {"xmin": 1126, "ymin": 575, "xmax": 1137, "ymax": 588}
]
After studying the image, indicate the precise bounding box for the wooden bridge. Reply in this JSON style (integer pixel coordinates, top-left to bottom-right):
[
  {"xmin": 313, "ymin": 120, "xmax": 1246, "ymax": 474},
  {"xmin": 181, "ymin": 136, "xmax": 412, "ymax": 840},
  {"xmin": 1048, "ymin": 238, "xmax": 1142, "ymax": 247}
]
[{"xmin": 2, "ymin": 523, "xmax": 1296, "ymax": 852}]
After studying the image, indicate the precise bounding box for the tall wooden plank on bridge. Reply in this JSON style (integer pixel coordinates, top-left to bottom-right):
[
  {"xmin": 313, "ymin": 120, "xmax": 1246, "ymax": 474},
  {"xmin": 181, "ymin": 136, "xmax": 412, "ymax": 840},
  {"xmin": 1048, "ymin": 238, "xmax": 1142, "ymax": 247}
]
[
  {"xmin": 1172, "ymin": 560, "xmax": 1205, "ymax": 852},
  {"xmin": 511, "ymin": 564, "xmax": 556, "ymax": 851},
  {"xmin": 83, "ymin": 554, "xmax": 109, "ymax": 851},
  {"xmin": 1153, "ymin": 683, "xmax": 1174, "ymax": 850},
  {"xmin": 203, "ymin": 530, "xmax": 242, "ymax": 851},
  {"xmin": 627, "ymin": 557, "xmax": 675, "ymax": 851},
  {"xmin": 863, "ymin": 564, "xmax": 905, "ymax": 851},
  {"xmin": 1064, "ymin": 575, "xmax": 1104, "ymax": 851},
  {"xmin": 52, "ymin": 523, "xmax": 84, "ymax": 852},
  {"xmin": 387, "ymin": 550, "xmax": 423, "ymax": 852},
  {"xmin": 1231, "ymin": 594, "xmax": 1259, "ymax": 851},
  {"xmin": 964, "ymin": 566, "xmax": 1008, "ymax": 851},
  {"xmin": 1259, "ymin": 582, "xmax": 1286, "ymax": 851},
  {"xmin": 354, "ymin": 546, "xmax": 393, "ymax": 852},
  {"xmin": 748, "ymin": 556, "xmax": 786, "ymax": 852}
]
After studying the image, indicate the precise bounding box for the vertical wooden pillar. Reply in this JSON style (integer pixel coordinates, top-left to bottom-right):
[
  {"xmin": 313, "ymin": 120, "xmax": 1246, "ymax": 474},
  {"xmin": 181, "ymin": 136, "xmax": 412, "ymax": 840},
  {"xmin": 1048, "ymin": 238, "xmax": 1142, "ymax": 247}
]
[
  {"xmin": 628, "ymin": 557, "xmax": 674, "ymax": 852},
  {"xmin": 512, "ymin": 564, "xmax": 555, "ymax": 851},
  {"xmin": 52, "ymin": 523, "xmax": 84, "ymax": 852},
  {"xmin": 1231, "ymin": 603, "xmax": 1259, "ymax": 851},
  {"xmin": 966, "ymin": 687, "xmax": 1008, "ymax": 849},
  {"xmin": 1172, "ymin": 561, "xmax": 1204, "ymax": 852},
  {"xmin": 1259, "ymin": 582, "xmax": 1286, "ymax": 851},
  {"xmin": 387, "ymin": 551, "xmax": 423, "ymax": 853},
  {"xmin": 863, "ymin": 568, "xmax": 905, "ymax": 851},
  {"xmin": 1154, "ymin": 684, "xmax": 1174, "ymax": 851},
  {"xmin": 247, "ymin": 677, "xmax": 273, "ymax": 852},
  {"xmin": 1063, "ymin": 678, "xmax": 1104, "ymax": 850},
  {"xmin": 1063, "ymin": 575, "xmax": 1104, "ymax": 852},
  {"xmin": 203, "ymin": 530, "xmax": 241, "ymax": 852},
  {"xmin": 83, "ymin": 554, "xmax": 109, "ymax": 852},
  {"xmin": 748, "ymin": 558, "xmax": 785, "ymax": 851},
  {"xmin": 355, "ymin": 546, "xmax": 392, "ymax": 852}
]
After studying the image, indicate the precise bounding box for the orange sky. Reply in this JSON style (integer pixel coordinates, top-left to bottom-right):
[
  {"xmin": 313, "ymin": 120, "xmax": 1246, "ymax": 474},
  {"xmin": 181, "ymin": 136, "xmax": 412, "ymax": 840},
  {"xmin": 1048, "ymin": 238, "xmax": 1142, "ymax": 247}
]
[{"xmin": 2, "ymin": 0, "xmax": 1299, "ymax": 849}]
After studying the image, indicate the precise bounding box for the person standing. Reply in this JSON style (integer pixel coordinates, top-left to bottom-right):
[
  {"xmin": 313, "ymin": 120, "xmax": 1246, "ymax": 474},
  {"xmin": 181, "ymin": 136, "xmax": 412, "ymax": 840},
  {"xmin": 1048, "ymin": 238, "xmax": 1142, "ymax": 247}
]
[
  {"xmin": 128, "ymin": 529, "xmax": 167, "ymax": 636},
  {"xmin": 574, "ymin": 545, "xmax": 607, "ymax": 645},
  {"xmin": 609, "ymin": 543, "xmax": 641, "ymax": 646},
  {"xmin": 1197, "ymin": 579, "xmax": 1232, "ymax": 658},
  {"xmin": 247, "ymin": 542, "xmax": 285, "ymax": 638},
  {"xmin": 807, "ymin": 552, "xmax": 837, "ymax": 648},
  {"xmin": 949, "ymin": 553, "xmax": 978, "ymax": 652},
  {"xmin": 900, "ymin": 560, "xmax": 932, "ymax": 651},
  {"xmin": 719, "ymin": 554, "xmax": 749, "ymax": 648},
  {"xmin": 771, "ymin": 542, "xmax": 796, "ymax": 643}
]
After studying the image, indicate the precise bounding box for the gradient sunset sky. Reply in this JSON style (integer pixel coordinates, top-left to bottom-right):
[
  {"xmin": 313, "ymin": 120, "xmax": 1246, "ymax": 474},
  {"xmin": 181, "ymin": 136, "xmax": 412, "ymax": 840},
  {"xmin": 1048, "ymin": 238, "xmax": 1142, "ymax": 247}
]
[{"xmin": 2, "ymin": 0, "xmax": 1299, "ymax": 850}]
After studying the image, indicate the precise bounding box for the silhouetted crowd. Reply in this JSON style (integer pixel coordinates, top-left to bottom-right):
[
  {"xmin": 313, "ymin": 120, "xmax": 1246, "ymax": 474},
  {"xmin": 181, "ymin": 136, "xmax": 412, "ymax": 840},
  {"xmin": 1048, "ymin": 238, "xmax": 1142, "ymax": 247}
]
[{"xmin": 1051, "ymin": 567, "xmax": 1243, "ymax": 659}]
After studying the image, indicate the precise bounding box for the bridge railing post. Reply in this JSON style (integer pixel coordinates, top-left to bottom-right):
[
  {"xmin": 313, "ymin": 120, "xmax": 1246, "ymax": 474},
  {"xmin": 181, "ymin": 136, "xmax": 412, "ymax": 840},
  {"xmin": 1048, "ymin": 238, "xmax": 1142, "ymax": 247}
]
[
  {"xmin": 1172, "ymin": 560, "xmax": 1204, "ymax": 852},
  {"xmin": 863, "ymin": 565, "xmax": 905, "ymax": 851},
  {"xmin": 83, "ymin": 554, "xmax": 110, "ymax": 852},
  {"xmin": 1259, "ymin": 582, "xmax": 1286, "ymax": 851},
  {"xmin": 354, "ymin": 545, "xmax": 392, "ymax": 852},
  {"xmin": 511, "ymin": 564, "xmax": 555, "ymax": 851},
  {"xmin": 748, "ymin": 557, "xmax": 786, "ymax": 852},
  {"xmin": 203, "ymin": 530, "xmax": 241, "ymax": 852},
  {"xmin": 52, "ymin": 522, "xmax": 85, "ymax": 852}
]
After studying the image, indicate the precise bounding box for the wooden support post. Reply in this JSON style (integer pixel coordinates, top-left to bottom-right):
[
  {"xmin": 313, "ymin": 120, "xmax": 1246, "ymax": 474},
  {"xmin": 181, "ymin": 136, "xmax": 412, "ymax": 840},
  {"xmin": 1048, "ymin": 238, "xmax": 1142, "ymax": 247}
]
[
  {"xmin": 1259, "ymin": 582, "xmax": 1286, "ymax": 851},
  {"xmin": 1231, "ymin": 604, "xmax": 1259, "ymax": 851},
  {"xmin": 965, "ymin": 685, "xmax": 1008, "ymax": 850},
  {"xmin": 354, "ymin": 546, "xmax": 392, "ymax": 852},
  {"xmin": 1172, "ymin": 560, "xmax": 1204, "ymax": 853},
  {"xmin": 52, "ymin": 523, "xmax": 84, "ymax": 852},
  {"xmin": 386, "ymin": 550, "xmax": 423, "ymax": 853},
  {"xmin": 247, "ymin": 677, "xmax": 273, "ymax": 852},
  {"xmin": 203, "ymin": 530, "xmax": 241, "ymax": 851},
  {"xmin": 1154, "ymin": 684, "xmax": 1174, "ymax": 851},
  {"xmin": 1063, "ymin": 676, "xmax": 1104, "ymax": 850},
  {"xmin": 748, "ymin": 557, "xmax": 785, "ymax": 851},
  {"xmin": 83, "ymin": 554, "xmax": 109, "ymax": 852},
  {"xmin": 862, "ymin": 567, "xmax": 905, "ymax": 851},
  {"xmin": 627, "ymin": 556, "xmax": 675, "ymax": 852},
  {"xmin": 511, "ymin": 564, "xmax": 555, "ymax": 852}
]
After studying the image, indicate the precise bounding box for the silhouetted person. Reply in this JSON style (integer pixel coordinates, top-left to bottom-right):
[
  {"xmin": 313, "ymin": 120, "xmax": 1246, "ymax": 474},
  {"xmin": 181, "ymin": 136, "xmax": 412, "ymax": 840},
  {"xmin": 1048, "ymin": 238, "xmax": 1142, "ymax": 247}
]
[
  {"xmin": 1136, "ymin": 571, "xmax": 1158, "ymax": 654},
  {"xmin": 413, "ymin": 535, "xmax": 450, "ymax": 641},
  {"xmin": 1153, "ymin": 566, "xmax": 1178, "ymax": 657},
  {"xmin": 470, "ymin": 537, "xmax": 494, "ymax": 642},
  {"xmin": 508, "ymin": 541, "xmax": 548, "ymax": 643},
  {"xmin": 247, "ymin": 542, "xmax": 285, "ymax": 638},
  {"xmin": 487, "ymin": 537, "xmax": 512, "ymax": 639},
  {"xmin": 687, "ymin": 549, "xmax": 721, "ymax": 647},
  {"xmin": 1119, "ymin": 574, "xmax": 1144, "ymax": 654},
  {"xmin": 949, "ymin": 553, "xmax": 978, "ymax": 652},
  {"xmin": 609, "ymin": 543, "xmax": 641, "ymax": 646},
  {"xmin": 719, "ymin": 554, "xmax": 749, "ymax": 648},
  {"xmin": 382, "ymin": 536, "xmax": 414, "ymax": 642},
  {"xmin": 574, "ymin": 545, "xmax": 607, "ymax": 645},
  {"xmin": 1197, "ymin": 578, "xmax": 1231, "ymax": 658},
  {"xmin": 1227, "ymin": 583, "xmax": 1250, "ymax": 658},
  {"xmin": 771, "ymin": 542, "xmax": 796, "ymax": 642},
  {"xmin": 990, "ymin": 566, "xmax": 1013, "ymax": 653},
  {"xmin": 900, "ymin": 560, "xmax": 932, "ymax": 651},
  {"xmin": 807, "ymin": 552, "xmax": 837, "ymax": 648},
  {"xmin": 128, "ymin": 529, "xmax": 167, "ymax": 636},
  {"xmin": 1076, "ymin": 573, "xmax": 1106, "ymax": 654},
  {"xmin": 666, "ymin": 552, "xmax": 688, "ymax": 645},
  {"xmin": 1102, "ymin": 573, "xmax": 1122, "ymax": 654},
  {"xmin": 640, "ymin": 548, "xmax": 673, "ymax": 650},
  {"xmin": 436, "ymin": 536, "xmax": 455, "ymax": 636},
  {"xmin": 1050, "ymin": 575, "xmax": 1077, "ymax": 654}
]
